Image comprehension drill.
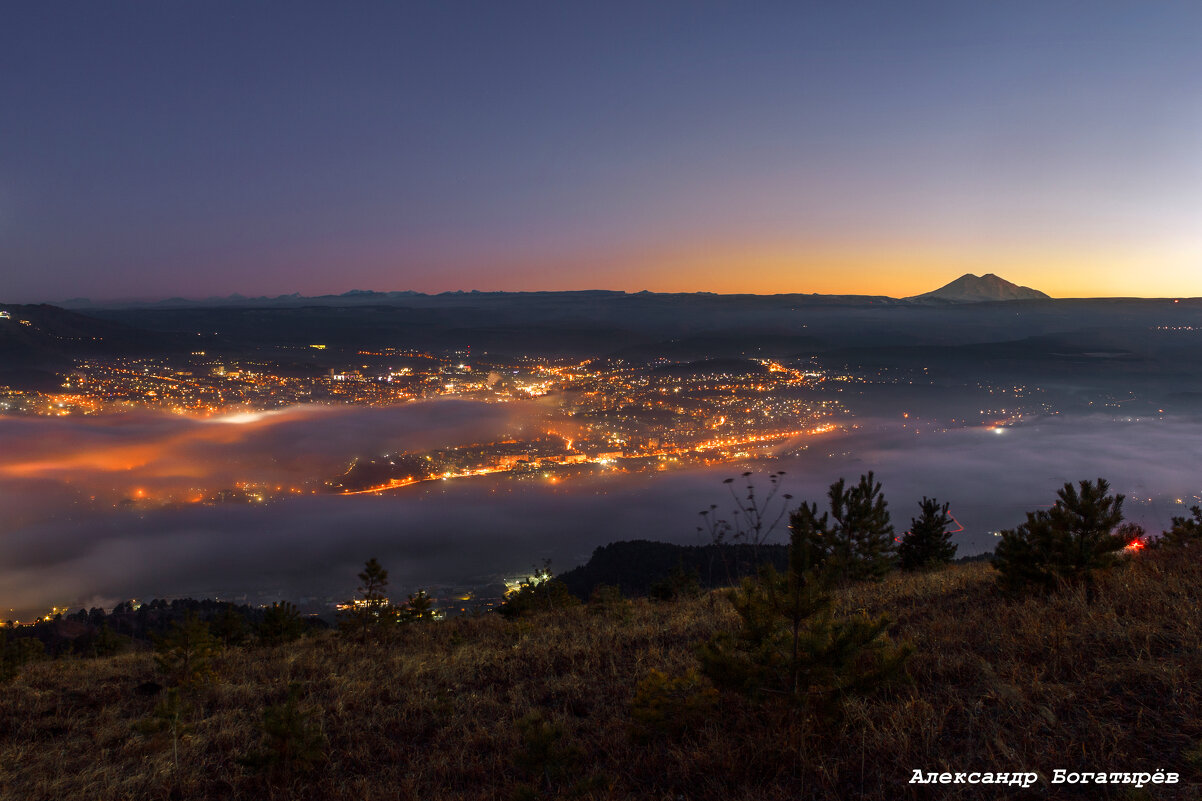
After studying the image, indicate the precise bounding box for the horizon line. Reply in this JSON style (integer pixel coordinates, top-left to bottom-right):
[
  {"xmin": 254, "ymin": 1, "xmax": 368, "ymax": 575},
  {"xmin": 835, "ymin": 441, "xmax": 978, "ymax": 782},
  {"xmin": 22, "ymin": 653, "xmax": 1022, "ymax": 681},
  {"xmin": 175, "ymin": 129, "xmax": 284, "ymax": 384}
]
[{"xmin": 14, "ymin": 288, "xmax": 1201, "ymax": 307}]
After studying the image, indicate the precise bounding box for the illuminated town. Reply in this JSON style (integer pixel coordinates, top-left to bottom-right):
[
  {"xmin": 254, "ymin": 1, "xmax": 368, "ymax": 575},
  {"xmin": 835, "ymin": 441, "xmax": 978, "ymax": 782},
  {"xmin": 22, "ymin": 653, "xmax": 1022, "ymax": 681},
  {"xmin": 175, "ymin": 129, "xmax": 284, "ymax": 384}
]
[
  {"xmin": 0, "ymin": 334, "xmax": 850, "ymax": 501},
  {"xmin": 0, "ymin": 304, "xmax": 1084, "ymax": 512}
]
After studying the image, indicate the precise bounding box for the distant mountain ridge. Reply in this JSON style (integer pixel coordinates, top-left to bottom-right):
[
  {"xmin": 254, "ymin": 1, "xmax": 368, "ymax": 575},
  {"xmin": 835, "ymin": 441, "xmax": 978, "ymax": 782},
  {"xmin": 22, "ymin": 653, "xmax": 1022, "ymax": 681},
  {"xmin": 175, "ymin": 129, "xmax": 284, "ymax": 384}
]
[
  {"xmin": 57, "ymin": 288, "xmax": 896, "ymax": 310},
  {"xmin": 54, "ymin": 277, "xmax": 1051, "ymax": 310},
  {"xmin": 908, "ymin": 273, "xmax": 1050, "ymax": 303}
]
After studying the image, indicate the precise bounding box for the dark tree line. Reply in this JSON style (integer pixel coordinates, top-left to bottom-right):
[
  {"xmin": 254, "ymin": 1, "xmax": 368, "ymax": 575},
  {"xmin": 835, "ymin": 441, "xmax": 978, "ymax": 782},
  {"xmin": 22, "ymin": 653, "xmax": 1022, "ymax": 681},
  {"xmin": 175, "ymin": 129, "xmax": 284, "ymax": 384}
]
[{"xmin": 1, "ymin": 597, "xmax": 327, "ymax": 661}]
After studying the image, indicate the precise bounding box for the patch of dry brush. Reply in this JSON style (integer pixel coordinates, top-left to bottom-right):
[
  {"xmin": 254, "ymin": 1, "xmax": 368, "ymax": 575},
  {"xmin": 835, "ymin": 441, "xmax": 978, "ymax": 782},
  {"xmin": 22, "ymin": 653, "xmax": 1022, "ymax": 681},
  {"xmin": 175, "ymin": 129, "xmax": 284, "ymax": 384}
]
[{"xmin": 2, "ymin": 551, "xmax": 1201, "ymax": 800}]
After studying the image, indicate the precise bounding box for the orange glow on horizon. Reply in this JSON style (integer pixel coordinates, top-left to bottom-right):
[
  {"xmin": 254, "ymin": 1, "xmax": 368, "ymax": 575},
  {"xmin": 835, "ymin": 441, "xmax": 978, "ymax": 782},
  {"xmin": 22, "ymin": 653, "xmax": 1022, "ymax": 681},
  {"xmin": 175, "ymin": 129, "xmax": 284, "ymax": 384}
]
[{"xmin": 411, "ymin": 237, "xmax": 1202, "ymax": 300}]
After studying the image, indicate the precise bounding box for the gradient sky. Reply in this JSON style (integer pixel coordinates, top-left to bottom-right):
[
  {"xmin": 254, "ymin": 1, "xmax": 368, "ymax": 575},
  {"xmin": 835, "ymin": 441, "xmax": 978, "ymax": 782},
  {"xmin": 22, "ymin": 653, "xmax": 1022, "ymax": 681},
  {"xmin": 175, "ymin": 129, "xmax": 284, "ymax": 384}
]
[{"xmin": 3, "ymin": 1, "xmax": 1202, "ymax": 302}]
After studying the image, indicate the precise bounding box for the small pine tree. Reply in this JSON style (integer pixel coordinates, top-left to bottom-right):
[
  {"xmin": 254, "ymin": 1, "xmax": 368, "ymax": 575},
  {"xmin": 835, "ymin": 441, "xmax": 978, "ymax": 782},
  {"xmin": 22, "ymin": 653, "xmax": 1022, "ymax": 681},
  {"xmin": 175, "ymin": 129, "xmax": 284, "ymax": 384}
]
[
  {"xmin": 0, "ymin": 631, "xmax": 45, "ymax": 683},
  {"xmin": 513, "ymin": 711, "xmax": 584, "ymax": 795},
  {"xmin": 1162, "ymin": 506, "xmax": 1202, "ymax": 548},
  {"xmin": 257, "ymin": 601, "xmax": 307, "ymax": 645},
  {"xmin": 898, "ymin": 497, "xmax": 958, "ymax": 571},
  {"xmin": 789, "ymin": 472, "xmax": 896, "ymax": 583},
  {"xmin": 649, "ymin": 564, "xmax": 701, "ymax": 602},
  {"xmin": 359, "ymin": 557, "xmax": 389, "ymax": 604},
  {"xmin": 91, "ymin": 623, "xmax": 128, "ymax": 657},
  {"xmin": 211, "ymin": 604, "xmax": 248, "ymax": 647},
  {"xmin": 401, "ymin": 590, "xmax": 435, "ymax": 622},
  {"xmin": 698, "ymin": 513, "xmax": 910, "ymax": 712},
  {"xmin": 238, "ymin": 683, "xmax": 326, "ymax": 782},
  {"xmin": 629, "ymin": 668, "xmax": 719, "ymax": 742},
  {"xmin": 993, "ymin": 477, "xmax": 1127, "ymax": 595},
  {"xmin": 153, "ymin": 613, "xmax": 217, "ymax": 689},
  {"xmin": 1115, "ymin": 521, "xmax": 1147, "ymax": 549},
  {"xmin": 588, "ymin": 584, "xmax": 633, "ymax": 620},
  {"xmin": 134, "ymin": 688, "xmax": 192, "ymax": 776},
  {"xmin": 339, "ymin": 558, "xmax": 400, "ymax": 642}
]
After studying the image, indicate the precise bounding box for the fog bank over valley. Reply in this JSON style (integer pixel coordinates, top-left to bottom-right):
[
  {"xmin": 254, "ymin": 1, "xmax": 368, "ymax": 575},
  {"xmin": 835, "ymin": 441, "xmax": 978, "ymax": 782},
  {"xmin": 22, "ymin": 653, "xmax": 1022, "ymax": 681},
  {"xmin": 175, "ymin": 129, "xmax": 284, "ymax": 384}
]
[{"xmin": 1, "ymin": 399, "xmax": 1196, "ymax": 619}]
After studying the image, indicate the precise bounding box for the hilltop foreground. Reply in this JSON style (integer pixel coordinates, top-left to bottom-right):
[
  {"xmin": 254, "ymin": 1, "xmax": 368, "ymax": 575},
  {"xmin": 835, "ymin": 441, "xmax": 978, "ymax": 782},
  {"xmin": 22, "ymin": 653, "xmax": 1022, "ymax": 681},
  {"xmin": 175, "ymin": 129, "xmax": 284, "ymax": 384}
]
[{"xmin": 2, "ymin": 553, "xmax": 1200, "ymax": 800}]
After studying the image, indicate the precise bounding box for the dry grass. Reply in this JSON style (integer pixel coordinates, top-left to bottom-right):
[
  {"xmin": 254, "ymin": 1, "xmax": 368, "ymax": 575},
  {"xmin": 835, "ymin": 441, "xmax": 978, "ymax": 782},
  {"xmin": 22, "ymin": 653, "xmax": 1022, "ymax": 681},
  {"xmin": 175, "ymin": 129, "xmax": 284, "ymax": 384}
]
[{"xmin": 2, "ymin": 552, "xmax": 1201, "ymax": 800}]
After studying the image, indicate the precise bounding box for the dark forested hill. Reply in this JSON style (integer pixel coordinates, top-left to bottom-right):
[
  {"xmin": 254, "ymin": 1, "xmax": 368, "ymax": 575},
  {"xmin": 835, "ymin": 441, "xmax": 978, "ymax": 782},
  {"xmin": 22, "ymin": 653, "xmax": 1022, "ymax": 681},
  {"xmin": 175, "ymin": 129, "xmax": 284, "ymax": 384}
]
[{"xmin": 557, "ymin": 539, "xmax": 790, "ymax": 599}]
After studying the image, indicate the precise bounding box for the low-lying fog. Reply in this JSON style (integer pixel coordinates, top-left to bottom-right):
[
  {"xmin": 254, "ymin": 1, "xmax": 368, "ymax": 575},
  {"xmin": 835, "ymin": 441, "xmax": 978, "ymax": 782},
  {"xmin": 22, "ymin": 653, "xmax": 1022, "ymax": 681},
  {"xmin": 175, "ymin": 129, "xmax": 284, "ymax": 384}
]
[{"xmin": 2, "ymin": 400, "xmax": 1198, "ymax": 619}]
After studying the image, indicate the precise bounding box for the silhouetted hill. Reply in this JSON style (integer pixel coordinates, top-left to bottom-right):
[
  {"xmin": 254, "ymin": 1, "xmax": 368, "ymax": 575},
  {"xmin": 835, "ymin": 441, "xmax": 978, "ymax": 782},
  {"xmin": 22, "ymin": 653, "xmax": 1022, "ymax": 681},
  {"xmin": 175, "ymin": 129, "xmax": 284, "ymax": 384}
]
[
  {"xmin": 61, "ymin": 288, "xmax": 898, "ymax": 311},
  {"xmin": 558, "ymin": 539, "xmax": 789, "ymax": 599},
  {"xmin": 557, "ymin": 539, "xmax": 996, "ymax": 600},
  {"xmin": 909, "ymin": 273, "xmax": 1050, "ymax": 303},
  {"xmin": 0, "ymin": 303, "xmax": 187, "ymax": 388}
]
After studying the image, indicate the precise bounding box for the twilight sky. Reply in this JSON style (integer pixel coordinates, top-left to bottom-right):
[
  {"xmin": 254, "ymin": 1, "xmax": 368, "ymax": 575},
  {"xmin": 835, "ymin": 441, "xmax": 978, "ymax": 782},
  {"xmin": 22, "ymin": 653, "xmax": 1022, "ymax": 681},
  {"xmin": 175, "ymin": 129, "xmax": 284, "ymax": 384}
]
[{"xmin": 3, "ymin": 1, "xmax": 1202, "ymax": 302}]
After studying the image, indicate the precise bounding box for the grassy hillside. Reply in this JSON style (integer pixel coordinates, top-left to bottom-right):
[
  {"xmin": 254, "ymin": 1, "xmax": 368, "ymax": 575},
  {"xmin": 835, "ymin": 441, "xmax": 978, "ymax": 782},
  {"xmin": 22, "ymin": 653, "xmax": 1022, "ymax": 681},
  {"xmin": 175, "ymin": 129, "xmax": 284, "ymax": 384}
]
[{"xmin": 2, "ymin": 551, "xmax": 1200, "ymax": 800}]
